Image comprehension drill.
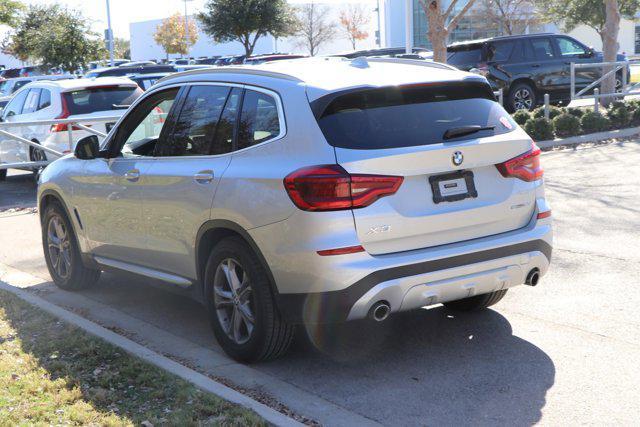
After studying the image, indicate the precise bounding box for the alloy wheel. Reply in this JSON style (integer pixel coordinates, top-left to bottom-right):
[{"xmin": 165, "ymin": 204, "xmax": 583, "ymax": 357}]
[
  {"xmin": 47, "ymin": 215, "xmax": 71, "ymax": 279},
  {"xmin": 213, "ymin": 258, "xmax": 255, "ymax": 345},
  {"xmin": 513, "ymin": 88, "xmax": 533, "ymax": 110}
]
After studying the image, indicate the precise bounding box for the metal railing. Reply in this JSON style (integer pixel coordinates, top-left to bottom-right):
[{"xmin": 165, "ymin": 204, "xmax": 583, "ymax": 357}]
[
  {"xmin": 570, "ymin": 60, "xmax": 639, "ymax": 101},
  {"xmin": 0, "ymin": 116, "xmax": 120, "ymax": 171}
]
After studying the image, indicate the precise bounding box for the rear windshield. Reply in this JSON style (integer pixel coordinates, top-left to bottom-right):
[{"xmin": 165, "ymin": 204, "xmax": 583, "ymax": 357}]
[
  {"xmin": 63, "ymin": 86, "xmax": 142, "ymax": 115},
  {"xmin": 447, "ymin": 44, "xmax": 484, "ymax": 68},
  {"xmin": 315, "ymin": 83, "xmax": 516, "ymax": 150}
]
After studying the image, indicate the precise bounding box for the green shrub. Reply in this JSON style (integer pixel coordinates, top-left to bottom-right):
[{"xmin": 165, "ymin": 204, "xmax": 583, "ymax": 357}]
[
  {"xmin": 606, "ymin": 101, "xmax": 631, "ymax": 127},
  {"xmin": 580, "ymin": 111, "xmax": 611, "ymax": 133},
  {"xmin": 552, "ymin": 113, "xmax": 581, "ymax": 138},
  {"xmin": 512, "ymin": 109, "xmax": 531, "ymax": 126},
  {"xmin": 565, "ymin": 107, "xmax": 585, "ymax": 118},
  {"xmin": 533, "ymin": 105, "xmax": 562, "ymax": 120},
  {"xmin": 632, "ymin": 106, "xmax": 640, "ymax": 125},
  {"xmin": 524, "ymin": 117, "xmax": 554, "ymax": 141}
]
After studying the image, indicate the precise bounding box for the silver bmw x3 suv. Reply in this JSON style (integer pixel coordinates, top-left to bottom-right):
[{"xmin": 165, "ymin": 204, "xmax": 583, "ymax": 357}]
[{"xmin": 38, "ymin": 57, "xmax": 553, "ymax": 362}]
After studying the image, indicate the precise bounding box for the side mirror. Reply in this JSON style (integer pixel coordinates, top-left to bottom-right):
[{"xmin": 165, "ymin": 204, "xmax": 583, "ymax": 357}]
[{"xmin": 74, "ymin": 135, "xmax": 100, "ymax": 160}]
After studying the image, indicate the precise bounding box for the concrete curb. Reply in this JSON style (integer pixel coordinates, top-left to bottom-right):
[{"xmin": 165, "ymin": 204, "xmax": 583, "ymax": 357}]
[
  {"xmin": 537, "ymin": 126, "xmax": 640, "ymax": 149},
  {"xmin": 0, "ymin": 279, "xmax": 304, "ymax": 427}
]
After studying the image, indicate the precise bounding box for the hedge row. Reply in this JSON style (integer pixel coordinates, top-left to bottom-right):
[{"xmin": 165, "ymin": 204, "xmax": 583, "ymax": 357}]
[{"xmin": 511, "ymin": 100, "xmax": 640, "ymax": 141}]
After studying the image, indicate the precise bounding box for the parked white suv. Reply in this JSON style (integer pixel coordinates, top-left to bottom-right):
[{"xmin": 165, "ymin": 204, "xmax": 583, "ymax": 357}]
[
  {"xmin": 37, "ymin": 58, "xmax": 553, "ymax": 362},
  {"xmin": 0, "ymin": 78, "xmax": 142, "ymax": 179}
]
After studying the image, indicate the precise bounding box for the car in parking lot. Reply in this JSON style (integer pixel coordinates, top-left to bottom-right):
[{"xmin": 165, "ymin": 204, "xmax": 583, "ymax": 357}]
[
  {"xmin": 128, "ymin": 73, "xmax": 172, "ymax": 90},
  {"xmin": 447, "ymin": 33, "xmax": 629, "ymax": 111},
  {"xmin": 0, "ymin": 77, "xmax": 142, "ymax": 179},
  {"xmin": 37, "ymin": 58, "xmax": 553, "ymax": 362},
  {"xmin": 0, "ymin": 75, "xmax": 75, "ymax": 110}
]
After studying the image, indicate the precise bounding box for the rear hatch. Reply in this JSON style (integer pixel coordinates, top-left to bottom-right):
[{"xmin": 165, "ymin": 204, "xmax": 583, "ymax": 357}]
[
  {"xmin": 314, "ymin": 81, "xmax": 539, "ymax": 255},
  {"xmin": 61, "ymin": 84, "xmax": 142, "ymax": 133}
]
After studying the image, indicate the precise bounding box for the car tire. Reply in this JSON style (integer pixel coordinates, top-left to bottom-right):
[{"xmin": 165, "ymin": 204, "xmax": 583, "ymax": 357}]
[
  {"xmin": 29, "ymin": 141, "xmax": 47, "ymax": 182},
  {"xmin": 443, "ymin": 289, "xmax": 507, "ymax": 311},
  {"xmin": 204, "ymin": 236, "xmax": 294, "ymax": 362},
  {"xmin": 0, "ymin": 169, "xmax": 6, "ymax": 181},
  {"xmin": 507, "ymin": 82, "xmax": 537, "ymax": 112},
  {"xmin": 42, "ymin": 200, "xmax": 100, "ymax": 290}
]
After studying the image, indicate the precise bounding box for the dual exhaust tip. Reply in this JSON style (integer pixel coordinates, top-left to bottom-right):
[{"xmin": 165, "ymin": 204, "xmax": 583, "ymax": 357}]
[{"xmin": 525, "ymin": 268, "xmax": 540, "ymax": 286}]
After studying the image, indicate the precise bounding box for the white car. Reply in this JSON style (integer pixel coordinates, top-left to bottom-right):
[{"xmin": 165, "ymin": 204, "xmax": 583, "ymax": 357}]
[{"xmin": 0, "ymin": 77, "xmax": 143, "ymax": 179}]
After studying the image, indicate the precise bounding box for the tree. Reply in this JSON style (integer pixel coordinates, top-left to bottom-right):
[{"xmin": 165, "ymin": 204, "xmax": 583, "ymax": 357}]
[
  {"xmin": 295, "ymin": 2, "xmax": 337, "ymax": 56},
  {"xmin": 113, "ymin": 37, "xmax": 131, "ymax": 59},
  {"xmin": 339, "ymin": 4, "xmax": 370, "ymax": 50},
  {"xmin": 0, "ymin": 0, "xmax": 23, "ymax": 26},
  {"xmin": 154, "ymin": 13, "xmax": 199, "ymax": 59},
  {"xmin": 4, "ymin": 5, "xmax": 105, "ymax": 71},
  {"xmin": 602, "ymin": 0, "xmax": 621, "ymax": 106},
  {"xmin": 419, "ymin": 0, "xmax": 478, "ymax": 63},
  {"xmin": 479, "ymin": 0, "xmax": 540, "ymax": 35},
  {"xmin": 198, "ymin": 0, "xmax": 297, "ymax": 57}
]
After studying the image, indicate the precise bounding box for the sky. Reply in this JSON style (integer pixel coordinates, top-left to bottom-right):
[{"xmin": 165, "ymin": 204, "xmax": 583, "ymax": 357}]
[{"xmin": 24, "ymin": 0, "xmax": 374, "ymax": 39}]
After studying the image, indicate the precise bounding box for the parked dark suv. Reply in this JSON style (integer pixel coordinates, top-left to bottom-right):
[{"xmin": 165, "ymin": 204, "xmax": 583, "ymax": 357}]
[{"xmin": 447, "ymin": 33, "xmax": 628, "ymax": 111}]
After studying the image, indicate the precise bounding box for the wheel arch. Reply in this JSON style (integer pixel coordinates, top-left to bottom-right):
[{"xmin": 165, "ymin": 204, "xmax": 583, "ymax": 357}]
[
  {"xmin": 509, "ymin": 78, "xmax": 538, "ymax": 95},
  {"xmin": 195, "ymin": 220, "xmax": 282, "ymax": 311}
]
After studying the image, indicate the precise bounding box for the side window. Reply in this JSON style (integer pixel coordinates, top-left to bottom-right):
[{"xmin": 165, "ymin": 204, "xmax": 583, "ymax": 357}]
[
  {"xmin": 2, "ymin": 89, "xmax": 29, "ymax": 118},
  {"xmin": 119, "ymin": 88, "xmax": 179, "ymax": 157},
  {"xmin": 530, "ymin": 38, "xmax": 556, "ymax": 61},
  {"xmin": 154, "ymin": 85, "xmax": 230, "ymax": 157},
  {"xmin": 211, "ymin": 87, "xmax": 242, "ymax": 155},
  {"xmin": 38, "ymin": 89, "xmax": 51, "ymax": 110},
  {"xmin": 22, "ymin": 89, "xmax": 41, "ymax": 114},
  {"xmin": 237, "ymin": 89, "xmax": 282, "ymax": 151},
  {"xmin": 487, "ymin": 41, "xmax": 515, "ymax": 62},
  {"xmin": 556, "ymin": 37, "xmax": 587, "ymax": 57}
]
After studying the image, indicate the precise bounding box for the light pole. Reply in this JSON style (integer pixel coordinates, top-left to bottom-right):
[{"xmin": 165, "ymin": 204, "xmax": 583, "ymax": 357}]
[
  {"xmin": 106, "ymin": 0, "xmax": 114, "ymax": 66},
  {"xmin": 183, "ymin": 0, "xmax": 194, "ymax": 59}
]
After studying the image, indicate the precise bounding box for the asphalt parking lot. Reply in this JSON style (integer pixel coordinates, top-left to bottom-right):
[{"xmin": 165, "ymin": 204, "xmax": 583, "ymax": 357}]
[{"xmin": 1, "ymin": 141, "xmax": 639, "ymax": 425}]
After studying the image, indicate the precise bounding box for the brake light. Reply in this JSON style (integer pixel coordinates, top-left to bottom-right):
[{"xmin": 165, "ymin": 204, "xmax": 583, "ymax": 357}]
[
  {"xmin": 495, "ymin": 143, "xmax": 543, "ymax": 182},
  {"xmin": 317, "ymin": 245, "xmax": 365, "ymax": 256},
  {"xmin": 537, "ymin": 210, "xmax": 551, "ymax": 219},
  {"xmin": 284, "ymin": 164, "xmax": 403, "ymax": 211}
]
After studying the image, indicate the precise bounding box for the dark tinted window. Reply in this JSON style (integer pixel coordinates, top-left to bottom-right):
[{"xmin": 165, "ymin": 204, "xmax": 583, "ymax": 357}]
[
  {"xmin": 531, "ymin": 38, "xmax": 555, "ymax": 60},
  {"xmin": 22, "ymin": 89, "xmax": 41, "ymax": 114},
  {"xmin": 211, "ymin": 88, "xmax": 241, "ymax": 155},
  {"xmin": 38, "ymin": 89, "xmax": 51, "ymax": 110},
  {"xmin": 63, "ymin": 86, "xmax": 142, "ymax": 115},
  {"xmin": 447, "ymin": 46, "xmax": 483, "ymax": 68},
  {"xmin": 487, "ymin": 41, "xmax": 515, "ymax": 62},
  {"xmin": 316, "ymin": 83, "xmax": 516, "ymax": 150},
  {"xmin": 237, "ymin": 90, "xmax": 281, "ymax": 150},
  {"xmin": 3, "ymin": 89, "xmax": 28, "ymax": 117},
  {"xmin": 511, "ymin": 40, "xmax": 536, "ymax": 62},
  {"xmin": 155, "ymin": 85, "xmax": 230, "ymax": 157}
]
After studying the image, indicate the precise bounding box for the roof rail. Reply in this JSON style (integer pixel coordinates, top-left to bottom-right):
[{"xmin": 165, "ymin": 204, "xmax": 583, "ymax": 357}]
[
  {"xmin": 156, "ymin": 66, "xmax": 304, "ymax": 85},
  {"xmin": 362, "ymin": 56, "xmax": 457, "ymax": 71}
]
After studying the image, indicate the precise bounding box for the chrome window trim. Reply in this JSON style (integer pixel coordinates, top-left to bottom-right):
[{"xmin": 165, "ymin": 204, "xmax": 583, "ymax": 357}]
[{"xmin": 104, "ymin": 81, "xmax": 288, "ymax": 159}]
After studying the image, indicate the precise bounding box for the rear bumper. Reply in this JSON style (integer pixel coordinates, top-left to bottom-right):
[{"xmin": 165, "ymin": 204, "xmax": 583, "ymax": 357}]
[{"xmin": 272, "ymin": 216, "xmax": 552, "ymax": 324}]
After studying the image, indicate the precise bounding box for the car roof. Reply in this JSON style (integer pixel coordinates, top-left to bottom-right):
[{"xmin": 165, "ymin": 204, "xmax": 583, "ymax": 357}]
[
  {"xmin": 29, "ymin": 77, "xmax": 138, "ymax": 92},
  {"xmin": 448, "ymin": 32, "xmax": 558, "ymax": 47},
  {"xmin": 157, "ymin": 56, "xmax": 483, "ymax": 101}
]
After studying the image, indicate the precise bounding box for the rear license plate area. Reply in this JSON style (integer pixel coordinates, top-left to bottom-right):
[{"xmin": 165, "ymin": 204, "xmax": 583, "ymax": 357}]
[{"xmin": 429, "ymin": 170, "xmax": 478, "ymax": 204}]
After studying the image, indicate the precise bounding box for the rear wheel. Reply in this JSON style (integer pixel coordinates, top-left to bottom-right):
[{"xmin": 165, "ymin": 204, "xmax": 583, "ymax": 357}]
[
  {"xmin": 443, "ymin": 289, "xmax": 507, "ymax": 311},
  {"xmin": 507, "ymin": 82, "xmax": 537, "ymax": 112},
  {"xmin": 205, "ymin": 237, "xmax": 293, "ymax": 362},
  {"xmin": 0, "ymin": 169, "xmax": 6, "ymax": 181},
  {"xmin": 29, "ymin": 141, "xmax": 47, "ymax": 181},
  {"xmin": 42, "ymin": 201, "xmax": 100, "ymax": 290}
]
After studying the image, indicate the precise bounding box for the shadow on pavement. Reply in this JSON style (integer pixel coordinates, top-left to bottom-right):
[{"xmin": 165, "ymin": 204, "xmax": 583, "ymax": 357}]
[{"xmin": 0, "ymin": 172, "xmax": 37, "ymax": 211}]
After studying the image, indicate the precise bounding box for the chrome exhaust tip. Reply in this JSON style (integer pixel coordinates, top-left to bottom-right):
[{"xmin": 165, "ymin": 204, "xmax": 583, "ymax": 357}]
[
  {"xmin": 525, "ymin": 268, "xmax": 540, "ymax": 286},
  {"xmin": 369, "ymin": 301, "xmax": 391, "ymax": 322}
]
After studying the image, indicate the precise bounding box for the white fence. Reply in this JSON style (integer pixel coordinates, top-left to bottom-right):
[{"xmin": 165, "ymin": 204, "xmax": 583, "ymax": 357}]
[{"xmin": 0, "ymin": 116, "xmax": 120, "ymax": 171}]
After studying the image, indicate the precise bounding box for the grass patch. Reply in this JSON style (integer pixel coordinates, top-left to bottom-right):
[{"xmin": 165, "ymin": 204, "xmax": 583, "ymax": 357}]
[{"xmin": 0, "ymin": 289, "xmax": 266, "ymax": 426}]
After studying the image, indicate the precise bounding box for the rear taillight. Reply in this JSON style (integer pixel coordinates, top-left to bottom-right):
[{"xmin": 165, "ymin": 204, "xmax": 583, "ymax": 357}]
[
  {"xmin": 284, "ymin": 164, "xmax": 403, "ymax": 211},
  {"xmin": 51, "ymin": 94, "xmax": 72, "ymax": 132},
  {"xmin": 495, "ymin": 143, "xmax": 543, "ymax": 182}
]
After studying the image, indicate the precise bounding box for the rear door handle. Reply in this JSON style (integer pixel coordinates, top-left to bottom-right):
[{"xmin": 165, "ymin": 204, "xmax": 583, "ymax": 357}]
[
  {"xmin": 124, "ymin": 169, "xmax": 140, "ymax": 182},
  {"xmin": 194, "ymin": 170, "xmax": 214, "ymax": 184},
  {"xmin": 532, "ymin": 64, "xmax": 540, "ymax": 68}
]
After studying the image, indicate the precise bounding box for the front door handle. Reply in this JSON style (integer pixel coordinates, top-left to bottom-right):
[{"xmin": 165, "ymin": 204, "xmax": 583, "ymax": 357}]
[
  {"xmin": 124, "ymin": 169, "xmax": 140, "ymax": 182},
  {"xmin": 194, "ymin": 170, "xmax": 214, "ymax": 184}
]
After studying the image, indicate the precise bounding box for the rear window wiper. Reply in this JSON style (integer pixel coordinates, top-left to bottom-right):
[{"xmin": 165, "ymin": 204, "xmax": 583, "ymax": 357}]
[{"xmin": 443, "ymin": 125, "xmax": 495, "ymax": 140}]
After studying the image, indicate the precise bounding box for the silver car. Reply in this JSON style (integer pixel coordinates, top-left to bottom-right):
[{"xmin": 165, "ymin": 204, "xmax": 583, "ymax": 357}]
[{"xmin": 37, "ymin": 58, "xmax": 553, "ymax": 362}]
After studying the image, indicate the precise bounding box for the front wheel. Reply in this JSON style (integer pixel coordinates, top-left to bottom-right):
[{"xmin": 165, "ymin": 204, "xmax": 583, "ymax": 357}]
[
  {"xmin": 205, "ymin": 237, "xmax": 293, "ymax": 362},
  {"xmin": 443, "ymin": 290, "xmax": 507, "ymax": 311},
  {"xmin": 507, "ymin": 82, "xmax": 537, "ymax": 112}
]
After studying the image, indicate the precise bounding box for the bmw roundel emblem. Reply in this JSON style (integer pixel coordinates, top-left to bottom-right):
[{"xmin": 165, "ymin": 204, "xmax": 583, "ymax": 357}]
[{"xmin": 452, "ymin": 151, "xmax": 464, "ymax": 166}]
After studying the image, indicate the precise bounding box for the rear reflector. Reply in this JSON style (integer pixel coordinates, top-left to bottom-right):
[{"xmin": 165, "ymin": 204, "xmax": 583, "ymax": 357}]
[
  {"xmin": 284, "ymin": 164, "xmax": 403, "ymax": 211},
  {"xmin": 495, "ymin": 143, "xmax": 543, "ymax": 182},
  {"xmin": 317, "ymin": 245, "xmax": 365, "ymax": 256},
  {"xmin": 537, "ymin": 210, "xmax": 551, "ymax": 219}
]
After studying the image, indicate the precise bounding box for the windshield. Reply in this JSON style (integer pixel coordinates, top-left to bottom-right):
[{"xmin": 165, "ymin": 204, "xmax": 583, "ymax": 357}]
[
  {"xmin": 63, "ymin": 86, "xmax": 142, "ymax": 115},
  {"xmin": 315, "ymin": 83, "xmax": 516, "ymax": 150}
]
